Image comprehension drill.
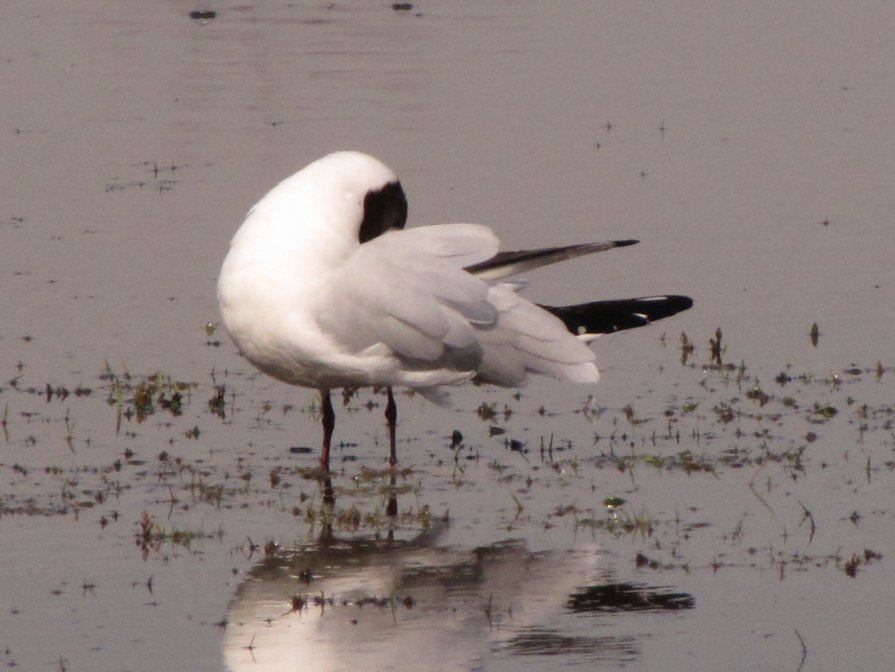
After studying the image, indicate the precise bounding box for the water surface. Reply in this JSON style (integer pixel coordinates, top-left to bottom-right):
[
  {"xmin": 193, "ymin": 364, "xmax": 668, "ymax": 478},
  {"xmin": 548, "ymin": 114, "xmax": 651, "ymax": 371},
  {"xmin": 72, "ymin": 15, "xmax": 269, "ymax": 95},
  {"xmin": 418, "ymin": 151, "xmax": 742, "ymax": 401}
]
[{"xmin": 1, "ymin": 2, "xmax": 894, "ymax": 670}]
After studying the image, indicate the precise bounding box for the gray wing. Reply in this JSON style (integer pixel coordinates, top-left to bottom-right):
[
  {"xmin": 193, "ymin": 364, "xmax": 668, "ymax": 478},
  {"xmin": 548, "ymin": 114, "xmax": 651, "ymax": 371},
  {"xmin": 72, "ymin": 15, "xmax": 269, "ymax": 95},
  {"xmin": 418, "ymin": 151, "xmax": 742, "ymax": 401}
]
[
  {"xmin": 317, "ymin": 223, "xmax": 601, "ymax": 388},
  {"xmin": 317, "ymin": 224, "xmax": 500, "ymax": 369}
]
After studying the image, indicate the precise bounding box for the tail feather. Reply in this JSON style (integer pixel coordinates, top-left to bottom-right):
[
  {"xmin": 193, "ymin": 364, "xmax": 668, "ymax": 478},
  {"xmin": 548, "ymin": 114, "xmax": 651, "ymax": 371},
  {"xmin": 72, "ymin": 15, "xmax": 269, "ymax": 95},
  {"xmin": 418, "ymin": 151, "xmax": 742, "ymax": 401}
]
[{"xmin": 543, "ymin": 295, "xmax": 693, "ymax": 336}]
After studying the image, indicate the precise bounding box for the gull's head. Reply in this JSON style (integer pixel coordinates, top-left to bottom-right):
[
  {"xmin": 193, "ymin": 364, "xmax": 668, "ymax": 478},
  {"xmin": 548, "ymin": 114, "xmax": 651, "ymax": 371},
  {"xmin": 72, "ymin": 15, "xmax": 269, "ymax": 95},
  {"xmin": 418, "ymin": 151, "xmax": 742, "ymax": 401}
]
[
  {"xmin": 219, "ymin": 151, "xmax": 409, "ymax": 356},
  {"xmin": 306, "ymin": 151, "xmax": 408, "ymax": 243},
  {"xmin": 239, "ymin": 151, "xmax": 408, "ymax": 256}
]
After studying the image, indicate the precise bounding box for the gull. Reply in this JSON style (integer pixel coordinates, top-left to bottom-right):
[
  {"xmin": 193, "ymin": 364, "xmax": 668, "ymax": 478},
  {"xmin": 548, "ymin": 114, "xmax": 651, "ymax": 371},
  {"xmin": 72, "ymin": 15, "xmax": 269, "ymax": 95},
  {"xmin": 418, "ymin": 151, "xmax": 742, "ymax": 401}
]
[{"xmin": 217, "ymin": 151, "xmax": 692, "ymax": 471}]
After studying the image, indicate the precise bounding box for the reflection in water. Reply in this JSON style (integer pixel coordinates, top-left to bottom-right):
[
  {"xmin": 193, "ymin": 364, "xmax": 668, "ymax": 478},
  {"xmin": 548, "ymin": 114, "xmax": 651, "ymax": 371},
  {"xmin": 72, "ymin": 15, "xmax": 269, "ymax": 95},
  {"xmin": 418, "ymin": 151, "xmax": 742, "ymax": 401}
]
[
  {"xmin": 319, "ymin": 472, "xmax": 397, "ymax": 515},
  {"xmin": 223, "ymin": 514, "xmax": 697, "ymax": 671},
  {"xmin": 222, "ymin": 523, "xmax": 645, "ymax": 671},
  {"xmin": 568, "ymin": 582, "xmax": 695, "ymax": 613}
]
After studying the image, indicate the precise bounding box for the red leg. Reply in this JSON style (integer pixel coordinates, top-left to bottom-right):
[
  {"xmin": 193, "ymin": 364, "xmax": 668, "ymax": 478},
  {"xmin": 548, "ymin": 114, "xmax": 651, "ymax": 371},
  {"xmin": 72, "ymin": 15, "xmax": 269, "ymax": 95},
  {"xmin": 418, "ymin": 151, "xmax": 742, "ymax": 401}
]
[
  {"xmin": 385, "ymin": 387, "xmax": 397, "ymax": 468},
  {"xmin": 320, "ymin": 389, "xmax": 334, "ymax": 471},
  {"xmin": 385, "ymin": 387, "xmax": 398, "ymax": 468}
]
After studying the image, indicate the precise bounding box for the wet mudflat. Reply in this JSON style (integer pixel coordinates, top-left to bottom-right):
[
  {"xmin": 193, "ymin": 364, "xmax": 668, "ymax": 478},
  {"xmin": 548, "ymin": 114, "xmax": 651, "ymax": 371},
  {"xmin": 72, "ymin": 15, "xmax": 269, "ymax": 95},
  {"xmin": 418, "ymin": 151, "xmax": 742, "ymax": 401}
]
[{"xmin": 2, "ymin": 2, "xmax": 894, "ymax": 671}]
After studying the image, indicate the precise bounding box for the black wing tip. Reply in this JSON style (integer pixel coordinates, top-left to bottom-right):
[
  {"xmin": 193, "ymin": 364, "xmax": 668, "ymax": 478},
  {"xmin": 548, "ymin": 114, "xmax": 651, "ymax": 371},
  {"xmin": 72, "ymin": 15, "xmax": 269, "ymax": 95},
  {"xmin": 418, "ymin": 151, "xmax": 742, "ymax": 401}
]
[
  {"xmin": 615, "ymin": 239, "xmax": 639, "ymax": 248},
  {"xmin": 624, "ymin": 294, "xmax": 694, "ymax": 323},
  {"xmin": 543, "ymin": 294, "xmax": 693, "ymax": 336},
  {"xmin": 652, "ymin": 294, "xmax": 694, "ymax": 312}
]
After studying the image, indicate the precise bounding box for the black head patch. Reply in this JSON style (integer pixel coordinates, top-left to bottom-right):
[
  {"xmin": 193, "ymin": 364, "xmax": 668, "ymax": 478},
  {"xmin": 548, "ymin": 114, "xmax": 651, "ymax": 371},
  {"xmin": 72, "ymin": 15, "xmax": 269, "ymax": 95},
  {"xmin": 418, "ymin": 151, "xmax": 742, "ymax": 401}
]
[{"xmin": 358, "ymin": 180, "xmax": 408, "ymax": 244}]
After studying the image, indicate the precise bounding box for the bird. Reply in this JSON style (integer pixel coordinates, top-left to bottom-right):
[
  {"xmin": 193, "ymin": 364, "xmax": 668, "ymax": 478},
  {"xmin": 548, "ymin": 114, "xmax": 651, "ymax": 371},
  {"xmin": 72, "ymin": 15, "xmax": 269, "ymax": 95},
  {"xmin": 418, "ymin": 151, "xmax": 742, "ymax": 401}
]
[{"xmin": 217, "ymin": 151, "xmax": 692, "ymax": 471}]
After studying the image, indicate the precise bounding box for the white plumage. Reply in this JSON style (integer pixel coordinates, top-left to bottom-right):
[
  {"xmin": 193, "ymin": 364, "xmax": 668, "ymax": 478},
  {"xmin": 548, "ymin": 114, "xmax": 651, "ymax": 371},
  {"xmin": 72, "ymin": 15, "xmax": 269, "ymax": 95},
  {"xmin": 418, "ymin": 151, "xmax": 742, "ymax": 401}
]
[{"xmin": 218, "ymin": 151, "xmax": 691, "ymax": 470}]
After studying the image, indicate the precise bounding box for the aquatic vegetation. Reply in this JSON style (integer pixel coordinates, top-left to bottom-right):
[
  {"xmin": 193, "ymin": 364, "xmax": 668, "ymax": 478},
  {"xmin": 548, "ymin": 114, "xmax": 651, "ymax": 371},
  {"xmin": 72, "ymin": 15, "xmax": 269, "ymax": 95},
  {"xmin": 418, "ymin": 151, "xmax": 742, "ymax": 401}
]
[
  {"xmin": 0, "ymin": 322, "xmax": 891, "ymax": 672},
  {"xmin": 0, "ymin": 328, "xmax": 890, "ymax": 596},
  {"xmin": 102, "ymin": 367, "xmax": 197, "ymax": 431},
  {"xmin": 135, "ymin": 511, "xmax": 222, "ymax": 559}
]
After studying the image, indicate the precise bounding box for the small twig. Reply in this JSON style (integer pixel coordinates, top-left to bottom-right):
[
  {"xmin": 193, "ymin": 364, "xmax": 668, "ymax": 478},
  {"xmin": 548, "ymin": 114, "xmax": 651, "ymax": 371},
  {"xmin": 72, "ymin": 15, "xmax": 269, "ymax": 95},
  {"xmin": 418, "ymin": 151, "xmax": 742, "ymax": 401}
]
[
  {"xmin": 746, "ymin": 463, "xmax": 774, "ymax": 514},
  {"xmin": 795, "ymin": 628, "xmax": 807, "ymax": 672},
  {"xmin": 797, "ymin": 500, "xmax": 816, "ymax": 544}
]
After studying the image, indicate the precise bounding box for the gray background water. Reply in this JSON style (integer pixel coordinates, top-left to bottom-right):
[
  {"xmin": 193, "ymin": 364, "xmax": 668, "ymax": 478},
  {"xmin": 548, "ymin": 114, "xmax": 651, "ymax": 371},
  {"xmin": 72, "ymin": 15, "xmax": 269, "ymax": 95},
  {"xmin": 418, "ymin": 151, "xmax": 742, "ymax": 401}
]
[{"xmin": 2, "ymin": 2, "xmax": 894, "ymax": 670}]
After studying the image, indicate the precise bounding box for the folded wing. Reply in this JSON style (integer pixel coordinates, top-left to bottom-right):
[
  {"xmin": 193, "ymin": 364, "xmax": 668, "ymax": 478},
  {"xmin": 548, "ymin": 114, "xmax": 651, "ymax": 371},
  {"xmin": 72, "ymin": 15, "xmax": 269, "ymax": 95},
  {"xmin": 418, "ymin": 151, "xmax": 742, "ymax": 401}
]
[
  {"xmin": 317, "ymin": 224, "xmax": 603, "ymax": 388},
  {"xmin": 317, "ymin": 224, "xmax": 498, "ymax": 373}
]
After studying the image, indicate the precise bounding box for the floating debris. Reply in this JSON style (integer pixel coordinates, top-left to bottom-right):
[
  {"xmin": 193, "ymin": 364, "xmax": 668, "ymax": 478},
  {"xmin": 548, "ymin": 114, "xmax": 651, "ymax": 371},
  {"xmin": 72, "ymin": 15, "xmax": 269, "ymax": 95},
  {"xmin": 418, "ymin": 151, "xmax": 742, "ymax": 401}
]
[
  {"xmin": 189, "ymin": 8, "xmax": 217, "ymax": 23},
  {"xmin": 810, "ymin": 322, "xmax": 820, "ymax": 347}
]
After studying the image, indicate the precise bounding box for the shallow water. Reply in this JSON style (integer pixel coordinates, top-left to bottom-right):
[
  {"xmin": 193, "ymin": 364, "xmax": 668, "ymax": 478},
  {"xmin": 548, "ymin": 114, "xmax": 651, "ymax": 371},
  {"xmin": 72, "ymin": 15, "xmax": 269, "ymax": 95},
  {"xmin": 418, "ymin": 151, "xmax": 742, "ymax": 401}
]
[{"xmin": 2, "ymin": 2, "xmax": 894, "ymax": 671}]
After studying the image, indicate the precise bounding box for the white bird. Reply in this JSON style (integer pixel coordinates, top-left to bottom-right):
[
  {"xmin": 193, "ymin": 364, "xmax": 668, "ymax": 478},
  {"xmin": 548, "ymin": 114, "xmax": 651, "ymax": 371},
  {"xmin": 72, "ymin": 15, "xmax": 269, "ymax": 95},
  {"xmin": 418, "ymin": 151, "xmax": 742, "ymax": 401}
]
[{"xmin": 218, "ymin": 151, "xmax": 691, "ymax": 471}]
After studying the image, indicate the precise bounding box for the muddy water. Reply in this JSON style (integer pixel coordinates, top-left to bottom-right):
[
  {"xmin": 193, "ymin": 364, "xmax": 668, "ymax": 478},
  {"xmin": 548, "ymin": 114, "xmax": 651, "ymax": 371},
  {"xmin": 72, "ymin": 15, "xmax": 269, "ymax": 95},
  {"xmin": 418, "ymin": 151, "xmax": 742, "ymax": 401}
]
[{"xmin": 2, "ymin": 2, "xmax": 894, "ymax": 671}]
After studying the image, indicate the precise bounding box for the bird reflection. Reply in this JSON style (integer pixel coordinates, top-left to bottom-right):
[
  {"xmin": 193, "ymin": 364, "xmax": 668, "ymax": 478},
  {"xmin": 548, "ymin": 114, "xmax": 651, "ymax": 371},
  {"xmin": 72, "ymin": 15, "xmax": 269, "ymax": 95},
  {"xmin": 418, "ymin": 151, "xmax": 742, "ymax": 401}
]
[
  {"xmin": 222, "ymin": 523, "xmax": 626, "ymax": 671},
  {"xmin": 317, "ymin": 471, "xmax": 398, "ymax": 527}
]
